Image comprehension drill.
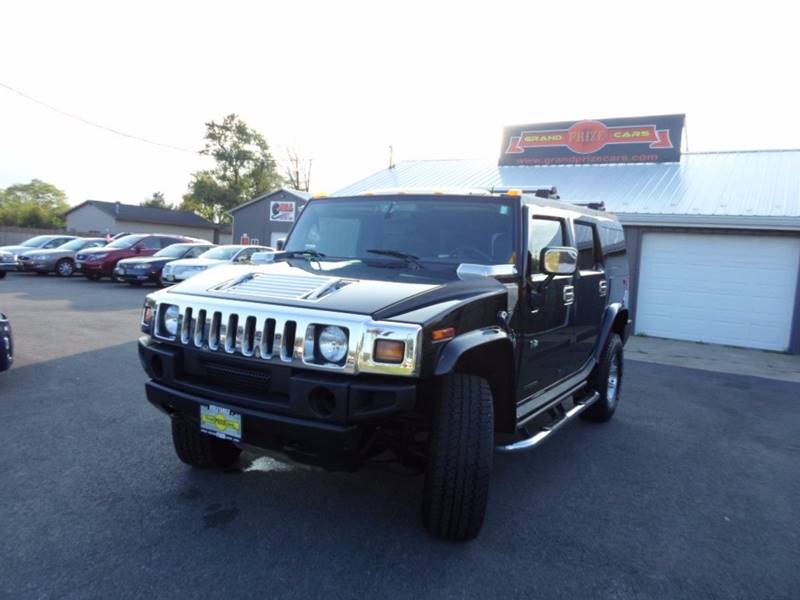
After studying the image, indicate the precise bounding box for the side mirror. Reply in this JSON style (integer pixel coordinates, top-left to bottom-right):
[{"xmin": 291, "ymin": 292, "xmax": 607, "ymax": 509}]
[
  {"xmin": 276, "ymin": 239, "xmax": 286, "ymax": 251},
  {"xmin": 541, "ymin": 246, "xmax": 577, "ymax": 276}
]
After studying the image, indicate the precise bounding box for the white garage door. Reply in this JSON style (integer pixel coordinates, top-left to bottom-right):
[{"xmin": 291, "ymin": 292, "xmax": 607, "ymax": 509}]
[{"xmin": 636, "ymin": 233, "xmax": 800, "ymax": 351}]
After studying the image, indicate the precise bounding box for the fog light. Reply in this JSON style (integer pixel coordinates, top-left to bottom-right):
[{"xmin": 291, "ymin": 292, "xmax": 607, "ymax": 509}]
[{"xmin": 374, "ymin": 339, "xmax": 405, "ymax": 363}]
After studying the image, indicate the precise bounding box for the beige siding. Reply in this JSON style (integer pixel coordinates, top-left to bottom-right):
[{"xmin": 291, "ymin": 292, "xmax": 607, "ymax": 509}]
[{"xmin": 65, "ymin": 204, "xmax": 117, "ymax": 234}]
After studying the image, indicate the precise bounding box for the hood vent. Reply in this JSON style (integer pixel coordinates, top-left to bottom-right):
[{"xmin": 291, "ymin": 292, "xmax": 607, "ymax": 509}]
[{"xmin": 212, "ymin": 272, "xmax": 354, "ymax": 301}]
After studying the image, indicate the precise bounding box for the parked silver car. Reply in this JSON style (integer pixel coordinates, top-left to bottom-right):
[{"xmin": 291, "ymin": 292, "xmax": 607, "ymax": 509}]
[
  {"xmin": 161, "ymin": 245, "xmax": 272, "ymax": 284},
  {"xmin": 0, "ymin": 251, "xmax": 15, "ymax": 279},
  {"xmin": 17, "ymin": 237, "xmax": 107, "ymax": 277},
  {"xmin": 0, "ymin": 235, "xmax": 77, "ymax": 275}
]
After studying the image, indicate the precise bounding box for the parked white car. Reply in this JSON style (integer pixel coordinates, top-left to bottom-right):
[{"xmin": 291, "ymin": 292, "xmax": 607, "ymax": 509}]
[{"xmin": 161, "ymin": 245, "xmax": 272, "ymax": 284}]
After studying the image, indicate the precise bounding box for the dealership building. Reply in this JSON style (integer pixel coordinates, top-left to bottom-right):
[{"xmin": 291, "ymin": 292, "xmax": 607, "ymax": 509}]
[
  {"xmin": 334, "ymin": 116, "xmax": 800, "ymax": 354},
  {"xmin": 230, "ymin": 187, "xmax": 310, "ymax": 248}
]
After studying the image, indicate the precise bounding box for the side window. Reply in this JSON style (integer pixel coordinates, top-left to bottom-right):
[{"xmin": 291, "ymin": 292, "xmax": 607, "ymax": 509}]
[
  {"xmin": 159, "ymin": 237, "xmax": 180, "ymax": 249},
  {"xmin": 529, "ymin": 217, "xmax": 565, "ymax": 274},
  {"xmin": 234, "ymin": 248, "xmax": 255, "ymax": 263},
  {"xmin": 188, "ymin": 246, "xmax": 207, "ymax": 258},
  {"xmin": 141, "ymin": 237, "xmax": 162, "ymax": 250},
  {"xmin": 598, "ymin": 224, "xmax": 626, "ymax": 256},
  {"xmin": 574, "ymin": 223, "xmax": 600, "ymax": 270},
  {"xmin": 44, "ymin": 238, "xmax": 64, "ymax": 248}
]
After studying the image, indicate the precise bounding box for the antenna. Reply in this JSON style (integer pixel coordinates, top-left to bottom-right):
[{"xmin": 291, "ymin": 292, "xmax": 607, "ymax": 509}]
[{"xmin": 388, "ymin": 145, "xmax": 395, "ymax": 169}]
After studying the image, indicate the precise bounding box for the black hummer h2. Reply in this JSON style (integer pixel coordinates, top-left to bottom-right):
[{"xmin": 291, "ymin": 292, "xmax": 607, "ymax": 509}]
[{"xmin": 138, "ymin": 189, "xmax": 630, "ymax": 541}]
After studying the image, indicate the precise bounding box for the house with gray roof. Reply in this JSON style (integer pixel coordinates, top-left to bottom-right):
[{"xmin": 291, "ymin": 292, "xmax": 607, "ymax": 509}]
[
  {"xmin": 229, "ymin": 187, "xmax": 312, "ymax": 247},
  {"xmin": 64, "ymin": 200, "xmax": 219, "ymax": 242}
]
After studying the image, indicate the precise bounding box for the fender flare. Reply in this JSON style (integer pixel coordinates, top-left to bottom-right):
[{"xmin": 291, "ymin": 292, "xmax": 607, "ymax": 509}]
[
  {"xmin": 434, "ymin": 327, "xmax": 511, "ymax": 376},
  {"xmin": 592, "ymin": 302, "xmax": 630, "ymax": 361}
]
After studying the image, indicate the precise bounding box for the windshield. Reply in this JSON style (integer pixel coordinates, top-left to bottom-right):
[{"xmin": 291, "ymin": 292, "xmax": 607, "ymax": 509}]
[
  {"xmin": 61, "ymin": 238, "xmax": 98, "ymax": 251},
  {"xmin": 106, "ymin": 234, "xmax": 147, "ymax": 249},
  {"xmin": 285, "ymin": 196, "xmax": 517, "ymax": 267},
  {"xmin": 155, "ymin": 244, "xmax": 194, "ymax": 258},
  {"xmin": 199, "ymin": 246, "xmax": 242, "ymax": 260},
  {"xmin": 21, "ymin": 236, "xmax": 54, "ymax": 247}
]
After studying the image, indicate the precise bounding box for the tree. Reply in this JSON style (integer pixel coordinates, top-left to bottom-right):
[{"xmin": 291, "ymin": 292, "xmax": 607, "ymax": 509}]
[
  {"xmin": 284, "ymin": 148, "xmax": 312, "ymax": 192},
  {"xmin": 142, "ymin": 191, "xmax": 172, "ymax": 209},
  {"xmin": 182, "ymin": 114, "xmax": 284, "ymax": 223},
  {"xmin": 0, "ymin": 179, "xmax": 69, "ymax": 228}
]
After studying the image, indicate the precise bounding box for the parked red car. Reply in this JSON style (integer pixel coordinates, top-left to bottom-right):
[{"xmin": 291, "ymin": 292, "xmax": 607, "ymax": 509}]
[{"xmin": 75, "ymin": 234, "xmax": 201, "ymax": 281}]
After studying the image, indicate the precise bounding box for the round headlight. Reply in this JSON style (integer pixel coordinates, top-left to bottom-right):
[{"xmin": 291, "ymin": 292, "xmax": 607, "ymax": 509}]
[
  {"xmin": 318, "ymin": 326, "xmax": 348, "ymax": 363},
  {"xmin": 163, "ymin": 305, "xmax": 180, "ymax": 336}
]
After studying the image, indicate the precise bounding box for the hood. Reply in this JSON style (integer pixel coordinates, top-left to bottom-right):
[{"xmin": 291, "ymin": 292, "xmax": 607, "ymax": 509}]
[
  {"xmin": 118, "ymin": 256, "xmax": 169, "ymax": 266},
  {"xmin": 77, "ymin": 247, "xmax": 114, "ymax": 255},
  {"xmin": 18, "ymin": 247, "xmax": 73, "ymax": 257},
  {"xmin": 0, "ymin": 245, "xmax": 35, "ymax": 255},
  {"xmin": 163, "ymin": 260, "xmax": 507, "ymax": 319},
  {"xmin": 168, "ymin": 257, "xmax": 225, "ymax": 268}
]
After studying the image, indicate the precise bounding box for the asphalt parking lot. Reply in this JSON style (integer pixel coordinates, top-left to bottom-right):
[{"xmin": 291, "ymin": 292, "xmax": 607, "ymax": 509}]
[{"xmin": 1, "ymin": 274, "xmax": 798, "ymax": 600}]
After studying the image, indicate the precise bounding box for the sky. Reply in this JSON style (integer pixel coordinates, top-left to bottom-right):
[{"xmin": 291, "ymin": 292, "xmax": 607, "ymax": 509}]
[{"xmin": 1, "ymin": 0, "xmax": 798, "ymax": 207}]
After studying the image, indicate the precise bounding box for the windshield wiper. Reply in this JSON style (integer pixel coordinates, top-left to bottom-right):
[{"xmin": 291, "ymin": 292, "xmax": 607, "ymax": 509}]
[
  {"xmin": 281, "ymin": 249, "xmax": 327, "ymax": 260},
  {"xmin": 366, "ymin": 249, "xmax": 424, "ymax": 269}
]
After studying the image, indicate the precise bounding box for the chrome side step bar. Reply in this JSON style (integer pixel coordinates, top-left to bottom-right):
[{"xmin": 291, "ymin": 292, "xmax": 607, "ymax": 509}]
[{"xmin": 495, "ymin": 391, "xmax": 600, "ymax": 453}]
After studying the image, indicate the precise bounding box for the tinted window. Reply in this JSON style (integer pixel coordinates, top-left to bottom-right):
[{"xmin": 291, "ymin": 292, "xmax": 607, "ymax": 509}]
[
  {"xmin": 529, "ymin": 218, "xmax": 565, "ymax": 273},
  {"xmin": 286, "ymin": 198, "xmax": 517, "ymax": 266},
  {"xmin": 43, "ymin": 238, "xmax": 70, "ymax": 249},
  {"xmin": 138, "ymin": 237, "xmax": 162, "ymax": 250},
  {"xmin": 598, "ymin": 223, "xmax": 626, "ymax": 256},
  {"xmin": 159, "ymin": 237, "xmax": 184, "ymax": 249},
  {"xmin": 106, "ymin": 235, "xmax": 147, "ymax": 248},
  {"xmin": 574, "ymin": 223, "xmax": 599, "ymax": 270},
  {"xmin": 200, "ymin": 246, "xmax": 243, "ymax": 260},
  {"xmin": 188, "ymin": 245, "xmax": 212, "ymax": 258}
]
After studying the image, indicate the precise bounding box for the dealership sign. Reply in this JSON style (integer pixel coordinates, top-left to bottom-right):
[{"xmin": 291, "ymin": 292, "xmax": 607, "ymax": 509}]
[
  {"xmin": 499, "ymin": 114, "xmax": 685, "ymax": 166},
  {"xmin": 270, "ymin": 200, "xmax": 295, "ymax": 222}
]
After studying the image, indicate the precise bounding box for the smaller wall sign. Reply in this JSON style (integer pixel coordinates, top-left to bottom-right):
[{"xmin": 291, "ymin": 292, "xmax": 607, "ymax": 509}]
[{"xmin": 270, "ymin": 201, "xmax": 296, "ymax": 222}]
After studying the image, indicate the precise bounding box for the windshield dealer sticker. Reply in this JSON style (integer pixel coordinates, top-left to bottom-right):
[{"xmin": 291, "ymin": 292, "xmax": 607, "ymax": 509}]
[{"xmin": 270, "ymin": 201, "xmax": 295, "ymax": 222}]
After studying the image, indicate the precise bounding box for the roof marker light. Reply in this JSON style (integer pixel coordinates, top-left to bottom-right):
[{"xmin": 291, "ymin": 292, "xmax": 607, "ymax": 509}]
[{"xmin": 506, "ymin": 189, "xmax": 523, "ymax": 196}]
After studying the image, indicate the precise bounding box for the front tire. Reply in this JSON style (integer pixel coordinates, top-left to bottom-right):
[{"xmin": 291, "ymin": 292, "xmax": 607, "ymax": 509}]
[
  {"xmin": 422, "ymin": 373, "xmax": 493, "ymax": 541},
  {"xmin": 171, "ymin": 418, "xmax": 241, "ymax": 469},
  {"xmin": 582, "ymin": 333, "xmax": 624, "ymax": 423},
  {"xmin": 55, "ymin": 259, "xmax": 74, "ymax": 277},
  {"xmin": 0, "ymin": 271, "xmax": 6, "ymax": 279}
]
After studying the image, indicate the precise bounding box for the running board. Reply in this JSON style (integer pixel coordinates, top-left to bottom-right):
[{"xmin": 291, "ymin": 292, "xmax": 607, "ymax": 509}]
[{"xmin": 495, "ymin": 391, "xmax": 600, "ymax": 453}]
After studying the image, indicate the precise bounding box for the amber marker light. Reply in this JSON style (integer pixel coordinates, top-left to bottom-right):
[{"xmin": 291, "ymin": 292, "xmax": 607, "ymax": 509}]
[
  {"xmin": 506, "ymin": 189, "xmax": 522, "ymax": 196},
  {"xmin": 374, "ymin": 339, "xmax": 405, "ymax": 363},
  {"xmin": 431, "ymin": 327, "xmax": 456, "ymax": 342}
]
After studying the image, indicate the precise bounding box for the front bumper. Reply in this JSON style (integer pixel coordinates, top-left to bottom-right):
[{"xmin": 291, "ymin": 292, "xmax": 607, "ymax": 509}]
[
  {"xmin": 114, "ymin": 267, "xmax": 157, "ymax": 282},
  {"xmin": 139, "ymin": 337, "xmax": 417, "ymax": 456},
  {"xmin": 17, "ymin": 259, "xmax": 55, "ymax": 272},
  {"xmin": 0, "ymin": 318, "xmax": 13, "ymax": 372},
  {"xmin": 77, "ymin": 260, "xmax": 111, "ymax": 276},
  {"xmin": 0, "ymin": 262, "xmax": 19, "ymax": 272}
]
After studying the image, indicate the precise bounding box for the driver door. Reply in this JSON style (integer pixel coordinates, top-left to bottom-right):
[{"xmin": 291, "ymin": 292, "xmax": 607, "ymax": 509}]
[{"xmin": 517, "ymin": 211, "xmax": 576, "ymax": 406}]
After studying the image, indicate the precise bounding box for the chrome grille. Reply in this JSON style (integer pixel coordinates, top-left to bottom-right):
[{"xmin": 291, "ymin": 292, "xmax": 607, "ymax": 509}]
[{"xmin": 150, "ymin": 294, "xmax": 423, "ymax": 376}]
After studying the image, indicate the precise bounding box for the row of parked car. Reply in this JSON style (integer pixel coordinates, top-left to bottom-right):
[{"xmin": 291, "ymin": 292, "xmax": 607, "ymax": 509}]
[{"xmin": 0, "ymin": 233, "xmax": 272, "ymax": 287}]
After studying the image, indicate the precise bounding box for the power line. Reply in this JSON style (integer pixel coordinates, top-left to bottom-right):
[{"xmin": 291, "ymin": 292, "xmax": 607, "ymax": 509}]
[{"xmin": 0, "ymin": 81, "xmax": 199, "ymax": 154}]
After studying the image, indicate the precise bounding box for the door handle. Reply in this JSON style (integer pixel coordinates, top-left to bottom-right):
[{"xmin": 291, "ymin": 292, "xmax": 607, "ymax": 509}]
[
  {"xmin": 599, "ymin": 280, "xmax": 608, "ymax": 297},
  {"xmin": 563, "ymin": 285, "xmax": 575, "ymax": 305}
]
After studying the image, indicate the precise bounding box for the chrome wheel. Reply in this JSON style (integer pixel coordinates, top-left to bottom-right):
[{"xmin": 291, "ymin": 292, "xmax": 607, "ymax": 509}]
[
  {"xmin": 607, "ymin": 354, "xmax": 620, "ymax": 407},
  {"xmin": 56, "ymin": 260, "xmax": 74, "ymax": 277}
]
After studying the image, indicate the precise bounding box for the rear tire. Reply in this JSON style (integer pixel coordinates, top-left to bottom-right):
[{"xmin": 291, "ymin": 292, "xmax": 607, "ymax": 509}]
[
  {"xmin": 171, "ymin": 418, "xmax": 241, "ymax": 469},
  {"xmin": 85, "ymin": 273, "xmax": 101, "ymax": 281},
  {"xmin": 0, "ymin": 271, "xmax": 6, "ymax": 279},
  {"xmin": 422, "ymin": 373, "xmax": 493, "ymax": 541},
  {"xmin": 55, "ymin": 259, "xmax": 74, "ymax": 277},
  {"xmin": 582, "ymin": 334, "xmax": 624, "ymax": 423}
]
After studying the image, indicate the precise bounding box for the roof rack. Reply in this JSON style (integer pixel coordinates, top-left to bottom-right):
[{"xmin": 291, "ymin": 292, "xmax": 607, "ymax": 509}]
[{"xmin": 489, "ymin": 186, "xmax": 560, "ymax": 199}]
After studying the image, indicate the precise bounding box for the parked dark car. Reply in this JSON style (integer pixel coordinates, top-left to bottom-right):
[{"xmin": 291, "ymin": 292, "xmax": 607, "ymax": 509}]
[
  {"xmin": 0, "ymin": 312, "xmax": 13, "ymax": 372},
  {"xmin": 114, "ymin": 242, "xmax": 215, "ymax": 286},
  {"xmin": 75, "ymin": 234, "xmax": 201, "ymax": 281},
  {"xmin": 17, "ymin": 237, "xmax": 107, "ymax": 277},
  {"xmin": 137, "ymin": 190, "xmax": 630, "ymax": 541}
]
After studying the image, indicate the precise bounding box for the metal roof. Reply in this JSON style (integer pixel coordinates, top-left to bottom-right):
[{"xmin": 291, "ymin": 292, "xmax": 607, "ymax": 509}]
[
  {"xmin": 65, "ymin": 200, "xmax": 217, "ymax": 229},
  {"xmin": 333, "ymin": 150, "xmax": 800, "ymax": 230}
]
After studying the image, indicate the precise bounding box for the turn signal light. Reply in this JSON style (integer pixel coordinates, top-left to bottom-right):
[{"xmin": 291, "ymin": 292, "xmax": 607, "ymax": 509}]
[
  {"xmin": 374, "ymin": 339, "xmax": 405, "ymax": 363},
  {"xmin": 431, "ymin": 327, "xmax": 456, "ymax": 342}
]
